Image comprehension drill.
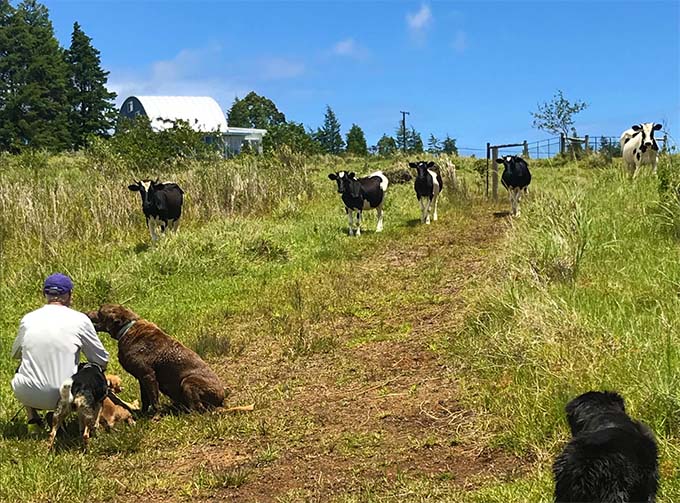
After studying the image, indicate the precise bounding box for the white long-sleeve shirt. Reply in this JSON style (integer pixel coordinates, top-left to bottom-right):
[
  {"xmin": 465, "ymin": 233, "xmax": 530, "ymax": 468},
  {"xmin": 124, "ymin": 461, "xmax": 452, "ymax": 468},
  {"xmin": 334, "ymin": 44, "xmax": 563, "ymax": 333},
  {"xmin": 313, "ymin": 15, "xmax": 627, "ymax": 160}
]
[{"xmin": 11, "ymin": 304, "xmax": 110, "ymax": 410}]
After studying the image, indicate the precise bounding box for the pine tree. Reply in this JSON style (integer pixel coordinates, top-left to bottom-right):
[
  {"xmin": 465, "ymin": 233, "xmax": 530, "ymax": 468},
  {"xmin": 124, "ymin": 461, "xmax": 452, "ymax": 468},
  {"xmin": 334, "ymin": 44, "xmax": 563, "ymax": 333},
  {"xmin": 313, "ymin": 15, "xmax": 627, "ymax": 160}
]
[
  {"xmin": 0, "ymin": 0, "xmax": 71, "ymax": 152},
  {"xmin": 227, "ymin": 91, "xmax": 286, "ymax": 129},
  {"xmin": 441, "ymin": 134, "xmax": 458, "ymax": 155},
  {"xmin": 65, "ymin": 22, "xmax": 116, "ymax": 149},
  {"xmin": 345, "ymin": 123, "xmax": 367, "ymax": 156},
  {"xmin": 427, "ymin": 134, "xmax": 441, "ymax": 153},
  {"xmin": 316, "ymin": 105, "xmax": 344, "ymax": 154},
  {"xmin": 408, "ymin": 127, "xmax": 423, "ymax": 153}
]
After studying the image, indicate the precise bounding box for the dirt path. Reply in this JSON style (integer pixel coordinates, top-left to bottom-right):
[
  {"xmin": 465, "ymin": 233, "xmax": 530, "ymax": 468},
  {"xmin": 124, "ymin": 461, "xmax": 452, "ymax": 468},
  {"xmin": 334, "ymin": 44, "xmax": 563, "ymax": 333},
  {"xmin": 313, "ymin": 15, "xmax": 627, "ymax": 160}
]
[{"xmin": 148, "ymin": 206, "xmax": 521, "ymax": 501}]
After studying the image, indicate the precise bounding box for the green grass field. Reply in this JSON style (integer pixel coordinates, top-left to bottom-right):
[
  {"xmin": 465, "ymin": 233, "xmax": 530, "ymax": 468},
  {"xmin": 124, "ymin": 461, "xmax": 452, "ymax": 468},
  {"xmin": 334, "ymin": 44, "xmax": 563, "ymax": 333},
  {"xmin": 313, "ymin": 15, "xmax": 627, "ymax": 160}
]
[{"xmin": 2, "ymin": 151, "xmax": 680, "ymax": 502}]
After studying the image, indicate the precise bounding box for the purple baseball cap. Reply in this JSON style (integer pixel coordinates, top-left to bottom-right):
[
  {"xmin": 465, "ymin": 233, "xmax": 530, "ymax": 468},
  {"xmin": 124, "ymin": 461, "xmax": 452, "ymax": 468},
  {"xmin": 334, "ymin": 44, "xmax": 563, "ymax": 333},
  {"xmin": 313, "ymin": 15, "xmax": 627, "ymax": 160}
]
[{"xmin": 43, "ymin": 273, "xmax": 74, "ymax": 295}]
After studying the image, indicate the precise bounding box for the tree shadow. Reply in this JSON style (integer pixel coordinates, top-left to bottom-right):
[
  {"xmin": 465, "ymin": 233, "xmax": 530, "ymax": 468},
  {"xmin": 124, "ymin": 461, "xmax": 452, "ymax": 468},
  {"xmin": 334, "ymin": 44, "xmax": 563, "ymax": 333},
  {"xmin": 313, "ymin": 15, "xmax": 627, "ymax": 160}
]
[
  {"xmin": 406, "ymin": 218, "xmax": 423, "ymax": 228},
  {"xmin": 493, "ymin": 210, "xmax": 512, "ymax": 218}
]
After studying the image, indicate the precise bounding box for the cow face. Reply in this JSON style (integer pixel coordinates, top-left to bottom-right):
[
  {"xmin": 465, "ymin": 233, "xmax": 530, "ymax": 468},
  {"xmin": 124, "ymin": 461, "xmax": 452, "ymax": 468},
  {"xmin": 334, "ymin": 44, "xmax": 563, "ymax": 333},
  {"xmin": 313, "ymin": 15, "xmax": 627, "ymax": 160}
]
[
  {"xmin": 631, "ymin": 123, "xmax": 662, "ymax": 152},
  {"xmin": 495, "ymin": 155, "xmax": 517, "ymax": 171},
  {"xmin": 328, "ymin": 171, "xmax": 356, "ymax": 194},
  {"xmin": 128, "ymin": 179, "xmax": 159, "ymax": 212},
  {"xmin": 409, "ymin": 161, "xmax": 436, "ymax": 179}
]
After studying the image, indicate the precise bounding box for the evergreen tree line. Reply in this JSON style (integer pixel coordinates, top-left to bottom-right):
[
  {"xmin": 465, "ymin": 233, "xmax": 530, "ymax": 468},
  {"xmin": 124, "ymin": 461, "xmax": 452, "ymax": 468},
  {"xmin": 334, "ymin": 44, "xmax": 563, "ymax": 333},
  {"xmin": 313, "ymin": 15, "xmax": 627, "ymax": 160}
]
[
  {"xmin": 0, "ymin": 0, "xmax": 116, "ymax": 153},
  {"xmin": 228, "ymin": 91, "xmax": 458, "ymax": 157}
]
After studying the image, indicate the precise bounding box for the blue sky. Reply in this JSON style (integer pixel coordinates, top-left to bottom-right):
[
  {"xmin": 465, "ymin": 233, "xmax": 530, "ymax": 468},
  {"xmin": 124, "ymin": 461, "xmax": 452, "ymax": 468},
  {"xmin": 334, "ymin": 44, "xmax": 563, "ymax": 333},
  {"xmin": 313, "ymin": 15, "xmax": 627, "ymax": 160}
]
[{"xmin": 44, "ymin": 0, "xmax": 680, "ymax": 154}]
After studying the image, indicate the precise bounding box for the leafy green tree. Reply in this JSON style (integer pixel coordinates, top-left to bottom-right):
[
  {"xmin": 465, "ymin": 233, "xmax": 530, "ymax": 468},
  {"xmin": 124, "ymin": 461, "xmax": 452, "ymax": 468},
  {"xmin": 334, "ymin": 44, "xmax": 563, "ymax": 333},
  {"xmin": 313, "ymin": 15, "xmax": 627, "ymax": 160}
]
[
  {"xmin": 0, "ymin": 0, "xmax": 71, "ymax": 152},
  {"xmin": 345, "ymin": 123, "xmax": 367, "ymax": 156},
  {"xmin": 377, "ymin": 134, "xmax": 397, "ymax": 157},
  {"xmin": 109, "ymin": 116, "xmax": 219, "ymax": 171},
  {"xmin": 263, "ymin": 121, "xmax": 321, "ymax": 154},
  {"xmin": 315, "ymin": 105, "xmax": 344, "ymax": 154},
  {"xmin": 427, "ymin": 134, "xmax": 441, "ymax": 154},
  {"xmin": 441, "ymin": 134, "xmax": 458, "ymax": 155},
  {"xmin": 65, "ymin": 22, "xmax": 117, "ymax": 149},
  {"xmin": 531, "ymin": 89, "xmax": 588, "ymax": 138},
  {"xmin": 227, "ymin": 91, "xmax": 286, "ymax": 129}
]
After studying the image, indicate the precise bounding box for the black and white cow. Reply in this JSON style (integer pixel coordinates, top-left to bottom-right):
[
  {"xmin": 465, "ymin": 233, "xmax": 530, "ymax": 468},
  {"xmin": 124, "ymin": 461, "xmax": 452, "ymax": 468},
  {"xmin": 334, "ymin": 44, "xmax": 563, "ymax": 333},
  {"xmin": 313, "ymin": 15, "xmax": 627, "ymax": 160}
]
[
  {"xmin": 620, "ymin": 122, "xmax": 662, "ymax": 178},
  {"xmin": 409, "ymin": 161, "xmax": 443, "ymax": 224},
  {"xmin": 328, "ymin": 171, "xmax": 389, "ymax": 236},
  {"xmin": 128, "ymin": 180, "xmax": 184, "ymax": 241},
  {"xmin": 495, "ymin": 155, "xmax": 531, "ymax": 216}
]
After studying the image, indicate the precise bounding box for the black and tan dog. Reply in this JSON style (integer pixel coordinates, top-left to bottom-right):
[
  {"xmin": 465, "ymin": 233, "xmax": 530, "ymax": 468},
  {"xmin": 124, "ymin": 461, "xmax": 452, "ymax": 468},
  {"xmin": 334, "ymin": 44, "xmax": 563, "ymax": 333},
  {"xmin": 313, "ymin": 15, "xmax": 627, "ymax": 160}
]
[
  {"xmin": 553, "ymin": 391, "xmax": 658, "ymax": 503},
  {"xmin": 87, "ymin": 304, "xmax": 225, "ymax": 414},
  {"xmin": 48, "ymin": 362, "xmax": 108, "ymax": 450}
]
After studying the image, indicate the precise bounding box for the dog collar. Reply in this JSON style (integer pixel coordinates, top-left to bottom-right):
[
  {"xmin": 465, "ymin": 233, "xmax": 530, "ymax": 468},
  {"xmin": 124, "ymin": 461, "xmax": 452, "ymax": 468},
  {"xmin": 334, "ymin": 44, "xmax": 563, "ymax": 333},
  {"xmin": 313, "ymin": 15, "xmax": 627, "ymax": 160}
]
[{"xmin": 116, "ymin": 320, "xmax": 136, "ymax": 339}]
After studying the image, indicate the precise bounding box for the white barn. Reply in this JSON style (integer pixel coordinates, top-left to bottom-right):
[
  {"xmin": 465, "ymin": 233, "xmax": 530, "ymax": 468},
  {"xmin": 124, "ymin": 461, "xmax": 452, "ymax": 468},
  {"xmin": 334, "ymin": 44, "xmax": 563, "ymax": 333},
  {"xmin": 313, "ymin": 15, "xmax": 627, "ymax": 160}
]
[{"xmin": 119, "ymin": 95, "xmax": 267, "ymax": 156}]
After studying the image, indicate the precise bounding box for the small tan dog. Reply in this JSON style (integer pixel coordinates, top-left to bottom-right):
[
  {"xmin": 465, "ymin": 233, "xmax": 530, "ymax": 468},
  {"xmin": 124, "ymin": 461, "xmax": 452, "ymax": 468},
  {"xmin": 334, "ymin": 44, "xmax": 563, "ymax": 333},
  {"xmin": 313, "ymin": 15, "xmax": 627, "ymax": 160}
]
[{"xmin": 99, "ymin": 374, "xmax": 136, "ymax": 430}]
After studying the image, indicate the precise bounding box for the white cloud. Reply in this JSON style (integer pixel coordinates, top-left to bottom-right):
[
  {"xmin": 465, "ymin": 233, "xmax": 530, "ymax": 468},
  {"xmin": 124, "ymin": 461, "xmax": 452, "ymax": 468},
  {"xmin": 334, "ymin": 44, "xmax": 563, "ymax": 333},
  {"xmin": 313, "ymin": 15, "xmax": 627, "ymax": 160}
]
[
  {"xmin": 452, "ymin": 31, "xmax": 467, "ymax": 54},
  {"xmin": 331, "ymin": 38, "xmax": 368, "ymax": 60},
  {"xmin": 260, "ymin": 57, "xmax": 305, "ymax": 80},
  {"xmin": 407, "ymin": 4, "xmax": 432, "ymax": 33},
  {"xmin": 107, "ymin": 45, "xmax": 248, "ymax": 109}
]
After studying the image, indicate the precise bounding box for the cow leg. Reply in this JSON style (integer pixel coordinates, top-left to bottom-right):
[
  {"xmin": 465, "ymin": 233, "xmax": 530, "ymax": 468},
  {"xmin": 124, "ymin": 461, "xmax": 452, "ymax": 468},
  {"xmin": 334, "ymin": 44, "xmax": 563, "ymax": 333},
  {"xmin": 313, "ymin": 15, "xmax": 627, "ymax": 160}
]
[
  {"xmin": 169, "ymin": 219, "xmax": 180, "ymax": 232},
  {"xmin": 346, "ymin": 208, "xmax": 354, "ymax": 236},
  {"xmin": 515, "ymin": 189, "xmax": 522, "ymax": 216},
  {"xmin": 419, "ymin": 197, "xmax": 426, "ymax": 223},
  {"xmin": 424, "ymin": 197, "xmax": 433, "ymax": 225},
  {"xmin": 432, "ymin": 193, "xmax": 439, "ymax": 221},
  {"xmin": 356, "ymin": 211, "xmax": 362, "ymax": 236},
  {"xmin": 376, "ymin": 205, "xmax": 384, "ymax": 233},
  {"xmin": 160, "ymin": 220, "xmax": 168, "ymax": 235},
  {"xmin": 147, "ymin": 217, "xmax": 158, "ymax": 242}
]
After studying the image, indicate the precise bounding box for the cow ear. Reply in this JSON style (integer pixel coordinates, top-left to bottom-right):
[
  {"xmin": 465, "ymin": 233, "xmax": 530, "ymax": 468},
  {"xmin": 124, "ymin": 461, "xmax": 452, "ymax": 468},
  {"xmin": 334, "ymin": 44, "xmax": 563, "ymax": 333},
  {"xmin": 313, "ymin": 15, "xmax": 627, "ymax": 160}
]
[
  {"xmin": 427, "ymin": 161, "xmax": 435, "ymax": 168},
  {"xmin": 128, "ymin": 184, "xmax": 140, "ymax": 191},
  {"xmin": 495, "ymin": 158, "xmax": 503, "ymax": 164},
  {"xmin": 348, "ymin": 172, "xmax": 356, "ymax": 179},
  {"xmin": 408, "ymin": 162, "xmax": 417, "ymax": 169},
  {"xmin": 328, "ymin": 173, "xmax": 337, "ymax": 180},
  {"xmin": 632, "ymin": 125, "xmax": 641, "ymax": 131},
  {"xmin": 654, "ymin": 123, "xmax": 662, "ymax": 131}
]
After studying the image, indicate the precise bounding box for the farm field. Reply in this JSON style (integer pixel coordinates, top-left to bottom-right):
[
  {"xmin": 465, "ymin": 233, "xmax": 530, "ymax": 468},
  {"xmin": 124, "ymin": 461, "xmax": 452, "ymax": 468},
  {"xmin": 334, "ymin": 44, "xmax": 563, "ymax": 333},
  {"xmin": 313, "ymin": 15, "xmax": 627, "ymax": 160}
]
[{"xmin": 2, "ymin": 152, "xmax": 680, "ymax": 502}]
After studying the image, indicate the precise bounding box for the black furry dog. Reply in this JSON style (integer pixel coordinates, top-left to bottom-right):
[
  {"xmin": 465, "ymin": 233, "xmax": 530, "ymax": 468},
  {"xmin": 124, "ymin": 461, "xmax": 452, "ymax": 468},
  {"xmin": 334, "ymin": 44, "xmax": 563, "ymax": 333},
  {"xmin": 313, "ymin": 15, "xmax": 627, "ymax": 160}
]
[
  {"xmin": 553, "ymin": 391, "xmax": 658, "ymax": 503},
  {"xmin": 48, "ymin": 362, "xmax": 108, "ymax": 450}
]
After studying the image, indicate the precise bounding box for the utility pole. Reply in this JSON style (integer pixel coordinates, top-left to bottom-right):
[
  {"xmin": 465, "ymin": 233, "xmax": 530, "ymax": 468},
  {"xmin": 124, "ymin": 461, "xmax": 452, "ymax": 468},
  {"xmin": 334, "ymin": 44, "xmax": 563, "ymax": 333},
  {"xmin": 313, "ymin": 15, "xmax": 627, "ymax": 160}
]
[{"xmin": 400, "ymin": 110, "xmax": 410, "ymax": 153}]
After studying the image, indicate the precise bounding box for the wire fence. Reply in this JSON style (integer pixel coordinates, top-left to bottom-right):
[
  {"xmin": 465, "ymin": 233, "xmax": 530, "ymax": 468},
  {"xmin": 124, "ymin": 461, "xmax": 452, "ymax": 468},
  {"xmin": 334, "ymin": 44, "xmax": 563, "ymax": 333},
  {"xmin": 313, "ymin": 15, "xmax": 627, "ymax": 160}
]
[{"xmin": 490, "ymin": 134, "xmax": 670, "ymax": 160}]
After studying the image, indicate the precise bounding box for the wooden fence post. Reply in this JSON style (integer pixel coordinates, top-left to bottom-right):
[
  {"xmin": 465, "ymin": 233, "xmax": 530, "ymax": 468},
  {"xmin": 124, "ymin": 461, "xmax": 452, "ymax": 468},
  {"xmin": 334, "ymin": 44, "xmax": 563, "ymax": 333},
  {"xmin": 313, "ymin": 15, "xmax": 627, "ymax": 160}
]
[
  {"xmin": 523, "ymin": 140, "xmax": 529, "ymax": 158},
  {"xmin": 491, "ymin": 146, "xmax": 499, "ymax": 200},
  {"xmin": 584, "ymin": 135, "xmax": 590, "ymax": 154},
  {"xmin": 560, "ymin": 134, "xmax": 565, "ymax": 155},
  {"xmin": 486, "ymin": 142, "xmax": 490, "ymax": 198}
]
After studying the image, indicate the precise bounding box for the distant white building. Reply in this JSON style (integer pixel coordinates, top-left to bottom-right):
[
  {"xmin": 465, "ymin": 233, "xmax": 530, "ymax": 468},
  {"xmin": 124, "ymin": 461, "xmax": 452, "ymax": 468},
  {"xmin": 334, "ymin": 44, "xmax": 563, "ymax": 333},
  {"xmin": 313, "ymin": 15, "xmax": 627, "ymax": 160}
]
[{"xmin": 119, "ymin": 95, "xmax": 267, "ymax": 156}]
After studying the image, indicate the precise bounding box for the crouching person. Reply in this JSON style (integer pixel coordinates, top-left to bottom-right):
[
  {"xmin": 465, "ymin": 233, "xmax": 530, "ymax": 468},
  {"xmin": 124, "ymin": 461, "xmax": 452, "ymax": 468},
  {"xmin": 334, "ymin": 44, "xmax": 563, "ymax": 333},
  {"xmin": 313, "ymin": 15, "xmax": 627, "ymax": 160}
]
[{"xmin": 10, "ymin": 273, "xmax": 109, "ymax": 430}]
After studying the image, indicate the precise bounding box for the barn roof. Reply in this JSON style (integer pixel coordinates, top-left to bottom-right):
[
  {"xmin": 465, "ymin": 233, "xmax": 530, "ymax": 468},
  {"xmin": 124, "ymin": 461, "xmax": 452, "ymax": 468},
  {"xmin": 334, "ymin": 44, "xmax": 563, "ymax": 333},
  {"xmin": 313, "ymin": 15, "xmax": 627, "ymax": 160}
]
[{"xmin": 132, "ymin": 96, "xmax": 229, "ymax": 132}]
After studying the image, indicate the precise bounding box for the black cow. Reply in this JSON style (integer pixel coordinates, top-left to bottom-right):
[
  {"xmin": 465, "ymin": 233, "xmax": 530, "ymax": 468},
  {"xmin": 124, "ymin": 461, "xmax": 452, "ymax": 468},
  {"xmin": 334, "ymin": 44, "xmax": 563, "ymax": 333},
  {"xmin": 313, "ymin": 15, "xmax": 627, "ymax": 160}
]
[
  {"xmin": 553, "ymin": 391, "xmax": 658, "ymax": 503},
  {"xmin": 328, "ymin": 171, "xmax": 389, "ymax": 236},
  {"xmin": 128, "ymin": 180, "xmax": 184, "ymax": 241},
  {"xmin": 409, "ymin": 161, "xmax": 443, "ymax": 224},
  {"xmin": 495, "ymin": 155, "xmax": 531, "ymax": 216}
]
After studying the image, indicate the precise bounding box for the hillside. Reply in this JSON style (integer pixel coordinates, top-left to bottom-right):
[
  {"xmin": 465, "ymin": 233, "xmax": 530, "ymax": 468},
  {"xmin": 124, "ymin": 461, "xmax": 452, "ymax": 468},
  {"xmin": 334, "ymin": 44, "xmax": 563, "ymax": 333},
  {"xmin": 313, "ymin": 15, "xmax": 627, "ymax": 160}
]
[{"xmin": 2, "ymin": 152, "xmax": 680, "ymax": 502}]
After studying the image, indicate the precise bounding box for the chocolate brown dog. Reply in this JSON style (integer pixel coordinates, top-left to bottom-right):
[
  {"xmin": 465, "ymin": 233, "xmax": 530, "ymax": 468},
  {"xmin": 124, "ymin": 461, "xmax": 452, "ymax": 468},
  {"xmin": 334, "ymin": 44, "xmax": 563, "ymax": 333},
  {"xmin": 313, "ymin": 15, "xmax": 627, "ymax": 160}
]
[{"xmin": 87, "ymin": 304, "xmax": 225, "ymax": 414}]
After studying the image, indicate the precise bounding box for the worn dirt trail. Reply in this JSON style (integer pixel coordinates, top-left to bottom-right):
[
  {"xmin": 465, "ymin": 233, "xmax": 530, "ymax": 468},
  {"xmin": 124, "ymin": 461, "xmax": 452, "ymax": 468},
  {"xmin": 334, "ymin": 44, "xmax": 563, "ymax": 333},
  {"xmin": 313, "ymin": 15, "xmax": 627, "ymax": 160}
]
[{"xmin": 143, "ymin": 206, "xmax": 522, "ymax": 502}]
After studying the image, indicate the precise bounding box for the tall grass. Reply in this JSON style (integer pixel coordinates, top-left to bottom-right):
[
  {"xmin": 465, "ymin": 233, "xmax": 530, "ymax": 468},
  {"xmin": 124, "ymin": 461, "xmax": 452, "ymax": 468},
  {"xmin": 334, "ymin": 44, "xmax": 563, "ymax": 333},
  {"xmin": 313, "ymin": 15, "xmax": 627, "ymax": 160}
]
[{"xmin": 445, "ymin": 154, "xmax": 680, "ymax": 500}]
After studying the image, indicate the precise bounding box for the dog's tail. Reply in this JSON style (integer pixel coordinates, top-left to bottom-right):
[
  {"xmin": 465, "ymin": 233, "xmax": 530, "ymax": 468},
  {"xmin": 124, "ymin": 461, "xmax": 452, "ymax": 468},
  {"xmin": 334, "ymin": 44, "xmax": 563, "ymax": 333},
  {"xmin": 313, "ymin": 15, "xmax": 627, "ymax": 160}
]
[{"xmin": 60, "ymin": 378, "xmax": 74, "ymax": 405}]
